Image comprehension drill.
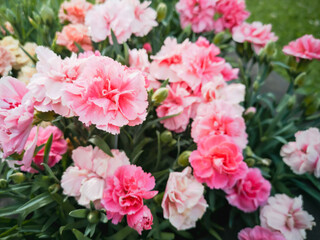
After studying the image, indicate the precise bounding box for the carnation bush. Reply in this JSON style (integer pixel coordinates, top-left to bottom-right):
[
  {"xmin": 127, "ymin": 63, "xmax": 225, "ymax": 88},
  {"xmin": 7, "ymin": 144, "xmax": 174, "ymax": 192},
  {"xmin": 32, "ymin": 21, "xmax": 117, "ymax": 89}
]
[{"xmin": 0, "ymin": 0, "xmax": 319, "ymax": 239}]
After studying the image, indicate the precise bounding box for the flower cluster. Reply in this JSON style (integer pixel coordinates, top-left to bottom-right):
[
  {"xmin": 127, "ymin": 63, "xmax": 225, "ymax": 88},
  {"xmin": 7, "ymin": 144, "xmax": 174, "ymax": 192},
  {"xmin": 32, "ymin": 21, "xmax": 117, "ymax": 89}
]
[{"xmin": 176, "ymin": 0, "xmax": 250, "ymax": 33}]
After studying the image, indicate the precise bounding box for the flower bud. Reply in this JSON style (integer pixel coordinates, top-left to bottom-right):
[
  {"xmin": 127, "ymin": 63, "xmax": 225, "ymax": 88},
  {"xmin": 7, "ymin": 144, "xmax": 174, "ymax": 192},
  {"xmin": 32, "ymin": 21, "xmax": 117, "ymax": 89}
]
[
  {"xmin": 152, "ymin": 87, "xmax": 168, "ymax": 104},
  {"xmin": 33, "ymin": 111, "xmax": 56, "ymax": 125},
  {"xmin": 168, "ymin": 139, "xmax": 177, "ymax": 147},
  {"xmin": 48, "ymin": 183, "xmax": 60, "ymax": 194},
  {"xmin": 260, "ymin": 158, "xmax": 271, "ymax": 166},
  {"xmin": 40, "ymin": 5, "xmax": 54, "ymax": 23},
  {"xmin": 154, "ymin": 192, "xmax": 164, "ymax": 205},
  {"xmin": 9, "ymin": 172, "xmax": 26, "ymax": 184},
  {"xmin": 160, "ymin": 130, "xmax": 173, "ymax": 144},
  {"xmin": 287, "ymin": 95, "xmax": 296, "ymax": 109},
  {"xmin": 0, "ymin": 179, "xmax": 8, "ymax": 189},
  {"xmin": 87, "ymin": 210, "xmax": 100, "ymax": 224},
  {"xmin": 183, "ymin": 24, "xmax": 192, "ymax": 36},
  {"xmin": 213, "ymin": 31, "xmax": 226, "ymax": 45},
  {"xmin": 156, "ymin": 3, "xmax": 167, "ymax": 22},
  {"xmin": 178, "ymin": 151, "xmax": 191, "ymax": 167},
  {"xmin": 265, "ymin": 41, "xmax": 277, "ymax": 58},
  {"xmin": 143, "ymin": 43, "xmax": 152, "ymax": 53},
  {"xmin": 245, "ymin": 158, "xmax": 255, "ymax": 167},
  {"xmin": 294, "ymin": 72, "xmax": 306, "ymax": 86},
  {"xmin": 245, "ymin": 146, "xmax": 254, "ymax": 157},
  {"xmin": 244, "ymin": 107, "xmax": 256, "ymax": 120},
  {"xmin": 253, "ymin": 81, "xmax": 259, "ymax": 91}
]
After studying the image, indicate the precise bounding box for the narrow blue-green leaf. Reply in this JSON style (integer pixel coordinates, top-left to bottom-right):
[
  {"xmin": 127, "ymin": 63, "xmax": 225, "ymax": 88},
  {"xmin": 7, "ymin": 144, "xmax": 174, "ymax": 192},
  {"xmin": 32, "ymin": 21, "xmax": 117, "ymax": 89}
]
[
  {"xmin": 41, "ymin": 163, "xmax": 59, "ymax": 183},
  {"xmin": 292, "ymin": 179, "xmax": 320, "ymax": 202},
  {"xmin": 72, "ymin": 229, "xmax": 91, "ymax": 240},
  {"xmin": 105, "ymin": 226, "xmax": 135, "ymax": 240},
  {"xmin": 43, "ymin": 134, "xmax": 53, "ymax": 165},
  {"xmin": 89, "ymin": 135, "xmax": 113, "ymax": 157},
  {"xmin": 69, "ymin": 209, "xmax": 89, "ymax": 219},
  {"xmin": 110, "ymin": 29, "xmax": 121, "ymax": 56}
]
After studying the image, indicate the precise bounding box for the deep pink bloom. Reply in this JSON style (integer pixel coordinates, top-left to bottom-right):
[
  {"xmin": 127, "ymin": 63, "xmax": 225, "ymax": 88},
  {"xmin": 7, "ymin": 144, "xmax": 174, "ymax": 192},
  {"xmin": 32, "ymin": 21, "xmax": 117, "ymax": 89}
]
[
  {"xmin": 280, "ymin": 128, "xmax": 320, "ymax": 178},
  {"xmin": 260, "ymin": 194, "xmax": 315, "ymax": 240},
  {"xmin": 238, "ymin": 226, "xmax": 285, "ymax": 240},
  {"xmin": 21, "ymin": 126, "xmax": 67, "ymax": 173},
  {"xmin": 190, "ymin": 135, "xmax": 247, "ymax": 189},
  {"xmin": 283, "ymin": 35, "xmax": 320, "ymax": 60},
  {"xmin": 101, "ymin": 165, "xmax": 157, "ymax": 224},
  {"xmin": 127, "ymin": 205, "xmax": 153, "ymax": 234},
  {"xmin": 59, "ymin": 0, "xmax": 92, "ymax": 24},
  {"xmin": 221, "ymin": 63, "xmax": 239, "ymax": 81},
  {"xmin": 162, "ymin": 167, "xmax": 208, "ymax": 230},
  {"xmin": 61, "ymin": 146, "xmax": 130, "ymax": 208},
  {"xmin": 0, "ymin": 77, "xmax": 34, "ymax": 158},
  {"xmin": 176, "ymin": 0, "xmax": 216, "ymax": 33},
  {"xmin": 0, "ymin": 46, "xmax": 14, "ymax": 76},
  {"xmin": 156, "ymin": 83, "xmax": 200, "ymax": 133},
  {"xmin": 56, "ymin": 24, "xmax": 93, "ymax": 52},
  {"xmin": 225, "ymin": 168, "xmax": 271, "ymax": 212},
  {"xmin": 28, "ymin": 46, "xmax": 86, "ymax": 117},
  {"xmin": 232, "ymin": 22, "xmax": 278, "ymax": 53},
  {"xmin": 191, "ymin": 100, "xmax": 247, "ymax": 149},
  {"xmin": 64, "ymin": 55, "xmax": 148, "ymax": 134},
  {"xmin": 214, "ymin": 0, "xmax": 250, "ymax": 33}
]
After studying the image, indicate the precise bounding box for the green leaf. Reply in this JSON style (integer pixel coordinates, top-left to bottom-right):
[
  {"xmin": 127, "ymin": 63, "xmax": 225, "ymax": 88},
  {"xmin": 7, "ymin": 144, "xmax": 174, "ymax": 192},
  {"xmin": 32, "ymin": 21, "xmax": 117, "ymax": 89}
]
[
  {"xmin": 110, "ymin": 29, "xmax": 121, "ymax": 56},
  {"xmin": 0, "ymin": 205, "xmax": 21, "ymax": 217},
  {"xmin": 41, "ymin": 163, "xmax": 59, "ymax": 183},
  {"xmin": 69, "ymin": 209, "xmax": 89, "ymax": 219},
  {"xmin": 16, "ymin": 192, "xmax": 54, "ymax": 218},
  {"xmin": 74, "ymin": 42, "xmax": 84, "ymax": 53},
  {"xmin": 43, "ymin": 134, "xmax": 53, "ymax": 165},
  {"xmin": 159, "ymin": 232, "xmax": 175, "ymax": 240},
  {"xmin": 89, "ymin": 135, "xmax": 113, "ymax": 157},
  {"xmin": 59, "ymin": 220, "xmax": 88, "ymax": 235},
  {"xmin": 105, "ymin": 226, "xmax": 135, "ymax": 240},
  {"xmin": 100, "ymin": 213, "xmax": 108, "ymax": 223},
  {"xmin": 72, "ymin": 229, "xmax": 91, "ymax": 240},
  {"xmin": 42, "ymin": 215, "xmax": 58, "ymax": 232},
  {"xmin": 292, "ymin": 179, "xmax": 320, "ymax": 202}
]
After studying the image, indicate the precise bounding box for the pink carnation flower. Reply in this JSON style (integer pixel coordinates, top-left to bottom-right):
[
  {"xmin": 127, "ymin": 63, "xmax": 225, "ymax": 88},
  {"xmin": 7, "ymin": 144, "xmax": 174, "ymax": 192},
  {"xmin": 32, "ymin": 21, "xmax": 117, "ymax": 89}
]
[
  {"xmin": 191, "ymin": 100, "xmax": 247, "ymax": 149},
  {"xmin": 161, "ymin": 167, "xmax": 208, "ymax": 230},
  {"xmin": 189, "ymin": 135, "xmax": 247, "ymax": 189},
  {"xmin": 56, "ymin": 24, "xmax": 93, "ymax": 52},
  {"xmin": 214, "ymin": 0, "xmax": 250, "ymax": 33},
  {"xmin": 280, "ymin": 128, "xmax": 320, "ymax": 178},
  {"xmin": 283, "ymin": 35, "xmax": 320, "ymax": 60},
  {"xmin": 0, "ymin": 77, "xmax": 34, "ymax": 158},
  {"xmin": 61, "ymin": 146, "xmax": 130, "ymax": 208},
  {"xmin": 156, "ymin": 83, "xmax": 200, "ymax": 133},
  {"xmin": 0, "ymin": 46, "xmax": 14, "ymax": 76},
  {"xmin": 232, "ymin": 21, "xmax": 278, "ymax": 54},
  {"xmin": 21, "ymin": 126, "xmax": 67, "ymax": 173},
  {"xmin": 64, "ymin": 55, "xmax": 148, "ymax": 134},
  {"xmin": 176, "ymin": 0, "xmax": 216, "ymax": 33},
  {"xmin": 128, "ymin": 0, "xmax": 158, "ymax": 37},
  {"xmin": 260, "ymin": 194, "xmax": 315, "ymax": 240},
  {"xmin": 225, "ymin": 168, "xmax": 271, "ymax": 212},
  {"xmin": 28, "ymin": 46, "xmax": 85, "ymax": 117},
  {"xmin": 59, "ymin": 0, "xmax": 93, "ymax": 24},
  {"xmin": 127, "ymin": 205, "xmax": 153, "ymax": 235},
  {"xmin": 101, "ymin": 165, "xmax": 157, "ymax": 224},
  {"xmin": 150, "ymin": 37, "xmax": 190, "ymax": 83},
  {"xmin": 238, "ymin": 226, "xmax": 286, "ymax": 240}
]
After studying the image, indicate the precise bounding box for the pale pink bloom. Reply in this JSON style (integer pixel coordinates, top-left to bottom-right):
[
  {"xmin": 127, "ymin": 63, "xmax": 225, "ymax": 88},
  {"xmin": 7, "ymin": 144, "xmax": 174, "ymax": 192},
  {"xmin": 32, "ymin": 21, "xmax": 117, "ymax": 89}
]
[
  {"xmin": 61, "ymin": 146, "xmax": 130, "ymax": 208},
  {"xmin": 85, "ymin": 0, "xmax": 135, "ymax": 43},
  {"xmin": 238, "ymin": 226, "xmax": 286, "ymax": 240},
  {"xmin": 0, "ymin": 77, "xmax": 34, "ymax": 158},
  {"xmin": 225, "ymin": 168, "xmax": 271, "ymax": 212},
  {"xmin": 176, "ymin": 0, "xmax": 216, "ymax": 33},
  {"xmin": 201, "ymin": 77, "xmax": 245, "ymax": 104},
  {"xmin": 129, "ymin": 48, "xmax": 160, "ymax": 90},
  {"xmin": 162, "ymin": 167, "xmax": 208, "ymax": 230},
  {"xmin": 127, "ymin": 0, "xmax": 158, "ymax": 37},
  {"xmin": 150, "ymin": 37, "xmax": 190, "ymax": 83},
  {"xmin": 190, "ymin": 135, "xmax": 247, "ymax": 189},
  {"xmin": 101, "ymin": 165, "xmax": 157, "ymax": 224},
  {"xmin": 20, "ymin": 126, "xmax": 67, "ymax": 173},
  {"xmin": 127, "ymin": 205, "xmax": 153, "ymax": 234},
  {"xmin": 232, "ymin": 22, "xmax": 278, "ymax": 53},
  {"xmin": 175, "ymin": 37, "xmax": 227, "ymax": 91},
  {"xmin": 27, "ymin": 46, "xmax": 85, "ymax": 117},
  {"xmin": 280, "ymin": 128, "xmax": 320, "ymax": 178},
  {"xmin": 64, "ymin": 55, "xmax": 148, "ymax": 134},
  {"xmin": 78, "ymin": 50, "xmax": 101, "ymax": 59},
  {"xmin": 156, "ymin": 83, "xmax": 200, "ymax": 133},
  {"xmin": 0, "ymin": 46, "xmax": 14, "ymax": 76},
  {"xmin": 214, "ymin": 0, "xmax": 250, "ymax": 33},
  {"xmin": 56, "ymin": 24, "xmax": 93, "ymax": 52},
  {"xmin": 143, "ymin": 43, "xmax": 152, "ymax": 53},
  {"xmin": 283, "ymin": 35, "xmax": 320, "ymax": 60},
  {"xmin": 59, "ymin": 0, "xmax": 93, "ymax": 24},
  {"xmin": 191, "ymin": 100, "xmax": 247, "ymax": 149},
  {"xmin": 260, "ymin": 194, "xmax": 315, "ymax": 240},
  {"xmin": 244, "ymin": 107, "xmax": 256, "ymax": 115}
]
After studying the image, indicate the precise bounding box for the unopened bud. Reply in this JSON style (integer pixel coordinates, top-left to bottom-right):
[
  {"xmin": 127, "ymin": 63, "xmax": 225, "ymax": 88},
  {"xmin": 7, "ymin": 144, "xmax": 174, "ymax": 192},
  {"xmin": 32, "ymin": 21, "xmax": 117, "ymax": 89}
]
[
  {"xmin": 178, "ymin": 151, "xmax": 191, "ymax": 167},
  {"xmin": 260, "ymin": 158, "xmax": 271, "ymax": 166},
  {"xmin": 40, "ymin": 5, "xmax": 54, "ymax": 23},
  {"xmin": 9, "ymin": 172, "xmax": 26, "ymax": 184},
  {"xmin": 143, "ymin": 43, "xmax": 152, "ymax": 53},
  {"xmin": 265, "ymin": 41, "xmax": 277, "ymax": 58},
  {"xmin": 156, "ymin": 3, "xmax": 167, "ymax": 22},
  {"xmin": 294, "ymin": 72, "xmax": 306, "ymax": 86},
  {"xmin": 287, "ymin": 95, "xmax": 296, "ymax": 109},
  {"xmin": 33, "ymin": 111, "xmax": 55, "ymax": 125},
  {"xmin": 0, "ymin": 179, "xmax": 8, "ymax": 189},
  {"xmin": 253, "ymin": 81, "xmax": 259, "ymax": 91},
  {"xmin": 152, "ymin": 87, "xmax": 168, "ymax": 104},
  {"xmin": 48, "ymin": 183, "xmax": 60, "ymax": 194},
  {"xmin": 245, "ymin": 146, "xmax": 254, "ymax": 157},
  {"xmin": 245, "ymin": 158, "xmax": 255, "ymax": 167},
  {"xmin": 244, "ymin": 107, "xmax": 256, "ymax": 120},
  {"xmin": 168, "ymin": 139, "xmax": 177, "ymax": 147},
  {"xmin": 183, "ymin": 24, "xmax": 192, "ymax": 36},
  {"xmin": 154, "ymin": 192, "xmax": 164, "ymax": 204},
  {"xmin": 87, "ymin": 210, "xmax": 100, "ymax": 224},
  {"xmin": 160, "ymin": 130, "xmax": 173, "ymax": 144},
  {"xmin": 213, "ymin": 31, "xmax": 226, "ymax": 45}
]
